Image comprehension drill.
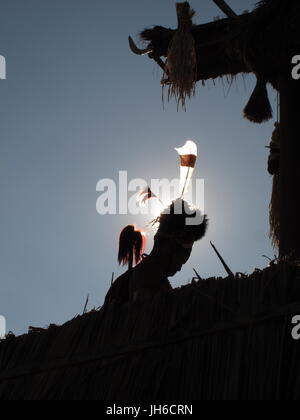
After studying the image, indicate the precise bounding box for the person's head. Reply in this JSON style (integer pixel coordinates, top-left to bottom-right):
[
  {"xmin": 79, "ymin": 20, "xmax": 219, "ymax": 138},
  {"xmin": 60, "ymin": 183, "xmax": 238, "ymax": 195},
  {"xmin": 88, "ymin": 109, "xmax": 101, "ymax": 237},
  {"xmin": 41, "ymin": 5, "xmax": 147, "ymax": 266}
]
[{"xmin": 153, "ymin": 199, "xmax": 208, "ymax": 276}]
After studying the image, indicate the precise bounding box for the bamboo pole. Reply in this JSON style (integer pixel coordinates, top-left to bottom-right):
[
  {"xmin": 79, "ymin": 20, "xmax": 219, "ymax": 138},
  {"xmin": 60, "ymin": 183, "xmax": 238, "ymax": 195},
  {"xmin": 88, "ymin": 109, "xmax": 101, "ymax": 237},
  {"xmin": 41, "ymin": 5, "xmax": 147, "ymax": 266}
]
[{"xmin": 210, "ymin": 241, "xmax": 234, "ymax": 277}]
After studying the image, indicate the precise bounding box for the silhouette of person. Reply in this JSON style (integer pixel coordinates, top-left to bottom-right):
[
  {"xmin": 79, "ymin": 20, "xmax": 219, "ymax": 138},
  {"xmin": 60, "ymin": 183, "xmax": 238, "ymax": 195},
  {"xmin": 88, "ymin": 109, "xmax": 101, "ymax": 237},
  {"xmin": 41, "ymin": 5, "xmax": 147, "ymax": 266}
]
[
  {"xmin": 104, "ymin": 225, "xmax": 145, "ymax": 305},
  {"xmin": 104, "ymin": 199, "xmax": 208, "ymax": 304}
]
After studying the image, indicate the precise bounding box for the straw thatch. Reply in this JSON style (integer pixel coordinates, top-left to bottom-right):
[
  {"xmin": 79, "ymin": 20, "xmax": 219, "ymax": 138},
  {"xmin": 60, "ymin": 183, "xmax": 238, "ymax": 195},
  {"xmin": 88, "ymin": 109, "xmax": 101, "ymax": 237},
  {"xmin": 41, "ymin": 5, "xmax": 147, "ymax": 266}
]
[
  {"xmin": 269, "ymin": 123, "xmax": 281, "ymax": 248},
  {"xmin": 270, "ymin": 173, "xmax": 280, "ymax": 248},
  {"xmin": 1, "ymin": 261, "xmax": 300, "ymax": 400}
]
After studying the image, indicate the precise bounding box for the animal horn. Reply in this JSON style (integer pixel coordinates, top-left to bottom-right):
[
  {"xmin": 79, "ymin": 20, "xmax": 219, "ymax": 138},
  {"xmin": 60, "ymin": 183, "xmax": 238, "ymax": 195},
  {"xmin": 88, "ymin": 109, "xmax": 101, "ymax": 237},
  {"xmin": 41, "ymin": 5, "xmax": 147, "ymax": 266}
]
[{"xmin": 128, "ymin": 36, "xmax": 153, "ymax": 56}]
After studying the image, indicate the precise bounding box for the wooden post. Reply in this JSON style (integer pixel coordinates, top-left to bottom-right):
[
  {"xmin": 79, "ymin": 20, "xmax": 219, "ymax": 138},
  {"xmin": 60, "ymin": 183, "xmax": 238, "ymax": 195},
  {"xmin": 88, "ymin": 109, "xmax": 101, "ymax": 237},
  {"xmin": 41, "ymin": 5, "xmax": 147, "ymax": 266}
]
[
  {"xmin": 279, "ymin": 64, "xmax": 300, "ymax": 258},
  {"xmin": 212, "ymin": 0, "xmax": 238, "ymax": 19}
]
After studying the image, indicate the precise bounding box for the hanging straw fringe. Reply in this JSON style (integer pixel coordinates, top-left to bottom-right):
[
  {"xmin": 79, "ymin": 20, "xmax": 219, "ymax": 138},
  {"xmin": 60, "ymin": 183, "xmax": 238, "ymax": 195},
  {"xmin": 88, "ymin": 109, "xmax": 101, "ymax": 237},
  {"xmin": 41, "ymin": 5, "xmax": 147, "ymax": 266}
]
[
  {"xmin": 164, "ymin": 2, "xmax": 197, "ymax": 110},
  {"xmin": 270, "ymin": 173, "xmax": 280, "ymax": 249},
  {"xmin": 269, "ymin": 123, "xmax": 280, "ymax": 249},
  {"xmin": 244, "ymin": 75, "xmax": 273, "ymax": 123}
]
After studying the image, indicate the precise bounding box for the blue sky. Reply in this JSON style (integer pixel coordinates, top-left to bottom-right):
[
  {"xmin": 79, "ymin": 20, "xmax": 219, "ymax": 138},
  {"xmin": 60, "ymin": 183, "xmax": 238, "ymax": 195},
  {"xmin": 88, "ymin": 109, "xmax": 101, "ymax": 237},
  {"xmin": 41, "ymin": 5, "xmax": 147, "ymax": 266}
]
[{"xmin": 0, "ymin": 0, "xmax": 276, "ymax": 335}]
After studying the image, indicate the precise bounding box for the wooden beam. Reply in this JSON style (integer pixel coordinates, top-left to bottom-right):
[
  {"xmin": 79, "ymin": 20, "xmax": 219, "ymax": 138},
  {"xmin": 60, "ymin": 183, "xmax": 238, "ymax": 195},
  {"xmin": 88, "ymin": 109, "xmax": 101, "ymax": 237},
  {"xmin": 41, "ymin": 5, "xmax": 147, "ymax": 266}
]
[
  {"xmin": 212, "ymin": 0, "xmax": 238, "ymax": 19},
  {"xmin": 140, "ymin": 12, "xmax": 253, "ymax": 81}
]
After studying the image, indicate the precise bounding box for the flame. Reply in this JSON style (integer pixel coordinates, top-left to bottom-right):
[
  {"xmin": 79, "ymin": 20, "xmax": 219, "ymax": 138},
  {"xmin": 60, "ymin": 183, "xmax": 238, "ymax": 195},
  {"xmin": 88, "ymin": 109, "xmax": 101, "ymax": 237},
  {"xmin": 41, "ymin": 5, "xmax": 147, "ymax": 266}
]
[{"xmin": 175, "ymin": 140, "xmax": 198, "ymax": 157}]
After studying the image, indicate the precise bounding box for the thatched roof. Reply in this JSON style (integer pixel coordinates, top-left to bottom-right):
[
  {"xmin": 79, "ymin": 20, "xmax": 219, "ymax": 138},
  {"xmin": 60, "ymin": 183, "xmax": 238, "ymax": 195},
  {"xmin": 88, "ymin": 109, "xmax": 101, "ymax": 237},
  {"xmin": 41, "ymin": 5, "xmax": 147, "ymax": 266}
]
[
  {"xmin": 1, "ymin": 262, "xmax": 300, "ymax": 400},
  {"xmin": 140, "ymin": 0, "xmax": 300, "ymax": 88}
]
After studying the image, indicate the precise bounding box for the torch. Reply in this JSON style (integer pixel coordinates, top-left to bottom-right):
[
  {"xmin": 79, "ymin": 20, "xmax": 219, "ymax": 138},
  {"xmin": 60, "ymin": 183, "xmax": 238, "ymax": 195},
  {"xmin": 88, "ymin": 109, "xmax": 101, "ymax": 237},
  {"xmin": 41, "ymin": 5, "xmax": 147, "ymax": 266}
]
[{"xmin": 175, "ymin": 140, "xmax": 198, "ymax": 197}]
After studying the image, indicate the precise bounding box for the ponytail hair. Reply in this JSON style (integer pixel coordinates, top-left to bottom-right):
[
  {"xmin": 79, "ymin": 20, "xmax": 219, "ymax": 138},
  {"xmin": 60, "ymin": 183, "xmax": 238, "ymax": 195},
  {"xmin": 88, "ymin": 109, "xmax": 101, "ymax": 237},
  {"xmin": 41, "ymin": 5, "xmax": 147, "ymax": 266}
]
[{"xmin": 118, "ymin": 225, "xmax": 146, "ymax": 268}]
